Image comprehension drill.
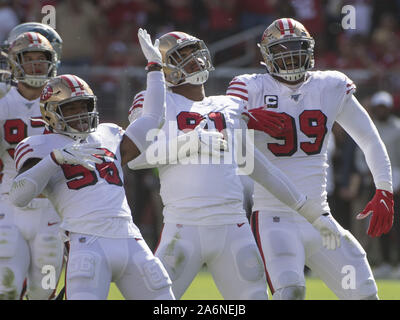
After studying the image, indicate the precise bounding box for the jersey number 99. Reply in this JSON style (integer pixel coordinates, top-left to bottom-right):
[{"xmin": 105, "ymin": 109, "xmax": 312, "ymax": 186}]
[{"xmin": 267, "ymin": 110, "xmax": 327, "ymax": 156}]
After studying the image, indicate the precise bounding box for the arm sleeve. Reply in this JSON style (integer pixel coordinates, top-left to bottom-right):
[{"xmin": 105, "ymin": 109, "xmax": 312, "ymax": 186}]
[
  {"xmin": 127, "ymin": 128, "xmax": 203, "ymax": 170},
  {"xmin": 336, "ymin": 94, "xmax": 392, "ymax": 192},
  {"xmin": 10, "ymin": 155, "xmax": 59, "ymax": 207},
  {"xmin": 226, "ymin": 76, "xmax": 250, "ymax": 103},
  {"xmin": 127, "ymin": 150, "xmax": 158, "ymax": 170},
  {"xmin": 128, "ymin": 91, "xmax": 145, "ymax": 124},
  {"xmin": 124, "ymin": 71, "xmax": 165, "ymax": 152},
  {"xmin": 237, "ymin": 119, "xmax": 306, "ymax": 211}
]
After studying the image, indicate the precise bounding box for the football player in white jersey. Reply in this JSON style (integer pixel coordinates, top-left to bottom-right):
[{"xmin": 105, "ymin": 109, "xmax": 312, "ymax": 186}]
[
  {"xmin": 0, "ymin": 23, "xmax": 55, "ymax": 184},
  {"xmin": 0, "ymin": 31, "xmax": 63, "ymax": 300},
  {"xmin": 4, "ymin": 22, "xmax": 63, "ymax": 69},
  {"xmin": 127, "ymin": 31, "xmax": 344, "ymax": 299},
  {"xmin": 8, "ymin": 29, "xmax": 175, "ymax": 300},
  {"xmin": 226, "ymin": 18, "xmax": 394, "ymax": 300}
]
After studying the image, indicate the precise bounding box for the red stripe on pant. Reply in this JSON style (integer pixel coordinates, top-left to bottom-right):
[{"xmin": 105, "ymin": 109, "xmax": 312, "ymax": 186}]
[
  {"xmin": 50, "ymin": 253, "xmax": 67, "ymax": 300},
  {"xmin": 64, "ymin": 232, "xmax": 70, "ymax": 300},
  {"xmin": 250, "ymin": 211, "xmax": 275, "ymax": 294},
  {"xmin": 19, "ymin": 278, "xmax": 27, "ymax": 300}
]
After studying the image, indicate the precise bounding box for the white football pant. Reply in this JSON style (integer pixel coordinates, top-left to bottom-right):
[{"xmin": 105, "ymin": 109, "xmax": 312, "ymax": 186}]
[
  {"xmin": 0, "ymin": 195, "xmax": 63, "ymax": 300},
  {"xmin": 155, "ymin": 222, "xmax": 269, "ymax": 300},
  {"xmin": 65, "ymin": 233, "xmax": 175, "ymax": 300},
  {"xmin": 251, "ymin": 210, "xmax": 378, "ymax": 300}
]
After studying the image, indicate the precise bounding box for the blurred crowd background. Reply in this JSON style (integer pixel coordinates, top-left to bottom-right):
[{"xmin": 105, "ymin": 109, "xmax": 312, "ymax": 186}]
[{"xmin": 1, "ymin": 0, "xmax": 400, "ymax": 279}]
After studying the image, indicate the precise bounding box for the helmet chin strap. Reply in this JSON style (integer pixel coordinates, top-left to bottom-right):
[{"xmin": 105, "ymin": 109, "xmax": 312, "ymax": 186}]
[
  {"xmin": 277, "ymin": 67, "xmax": 306, "ymax": 82},
  {"xmin": 167, "ymin": 70, "xmax": 209, "ymax": 87},
  {"xmin": 62, "ymin": 125, "xmax": 90, "ymax": 141},
  {"xmin": 52, "ymin": 115, "xmax": 89, "ymax": 141},
  {"xmin": 22, "ymin": 75, "xmax": 49, "ymax": 88},
  {"xmin": 184, "ymin": 70, "xmax": 209, "ymax": 85},
  {"xmin": 260, "ymin": 60, "xmax": 306, "ymax": 82}
]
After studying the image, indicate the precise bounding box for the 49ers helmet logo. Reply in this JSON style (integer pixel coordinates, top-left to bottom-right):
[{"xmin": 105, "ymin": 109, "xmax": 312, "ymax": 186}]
[{"xmin": 41, "ymin": 84, "xmax": 53, "ymax": 101}]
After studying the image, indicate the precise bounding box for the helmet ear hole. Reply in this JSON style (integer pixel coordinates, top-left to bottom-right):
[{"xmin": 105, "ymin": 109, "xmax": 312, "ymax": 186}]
[
  {"xmin": 44, "ymin": 51, "xmax": 52, "ymax": 63},
  {"xmin": 87, "ymin": 99, "xmax": 95, "ymax": 113}
]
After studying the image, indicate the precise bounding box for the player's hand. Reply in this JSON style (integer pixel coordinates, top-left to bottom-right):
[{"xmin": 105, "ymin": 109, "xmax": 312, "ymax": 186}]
[
  {"xmin": 312, "ymin": 214, "xmax": 343, "ymax": 250},
  {"xmin": 196, "ymin": 120, "xmax": 227, "ymax": 156},
  {"xmin": 245, "ymin": 107, "xmax": 286, "ymax": 136},
  {"xmin": 177, "ymin": 120, "xmax": 227, "ymax": 159},
  {"xmin": 297, "ymin": 198, "xmax": 343, "ymax": 250},
  {"xmin": 51, "ymin": 142, "xmax": 106, "ymax": 171},
  {"xmin": 138, "ymin": 28, "xmax": 162, "ymax": 67},
  {"xmin": 0, "ymin": 68, "xmax": 15, "ymax": 99},
  {"xmin": 356, "ymin": 189, "xmax": 394, "ymax": 237}
]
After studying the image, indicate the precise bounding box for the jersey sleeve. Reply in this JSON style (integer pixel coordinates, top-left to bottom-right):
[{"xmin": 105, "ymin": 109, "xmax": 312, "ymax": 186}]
[
  {"xmin": 226, "ymin": 74, "xmax": 265, "ymax": 113},
  {"xmin": 226, "ymin": 76, "xmax": 250, "ymax": 103},
  {"xmin": 226, "ymin": 75, "xmax": 253, "ymax": 123},
  {"xmin": 332, "ymin": 71, "xmax": 392, "ymax": 190},
  {"xmin": 14, "ymin": 136, "xmax": 49, "ymax": 172},
  {"xmin": 327, "ymin": 71, "xmax": 356, "ymax": 114},
  {"xmin": 336, "ymin": 94, "xmax": 392, "ymax": 192},
  {"xmin": 128, "ymin": 90, "xmax": 146, "ymax": 123}
]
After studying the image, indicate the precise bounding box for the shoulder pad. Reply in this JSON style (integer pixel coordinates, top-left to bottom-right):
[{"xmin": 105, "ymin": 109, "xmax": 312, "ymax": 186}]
[
  {"xmin": 97, "ymin": 122, "xmax": 125, "ymax": 136},
  {"xmin": 313, "ymin": 70, "xmax": 356, "ymax": 96}
]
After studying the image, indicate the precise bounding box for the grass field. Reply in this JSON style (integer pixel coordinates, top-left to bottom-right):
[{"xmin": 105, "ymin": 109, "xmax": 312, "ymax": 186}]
[{"xmin": 57, "ymin": 270, "xmax": 400, "ymax": 300}]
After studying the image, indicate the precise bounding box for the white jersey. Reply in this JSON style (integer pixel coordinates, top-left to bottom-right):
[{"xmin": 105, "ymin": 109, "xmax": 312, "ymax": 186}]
[
  {"xmin": 0, "ymin": 87, "xmax": 46, "ymax": 193},
  {"xmin": 227, "ymin": 70, "xmax": 357, "ymax": 214},
  {"xmin": 15, "ymin": 123, "xmax": 141, "ymax": 238},
  {"xmin": 131, "ymin": 90, "xmax": 248, "ymax": 225}
]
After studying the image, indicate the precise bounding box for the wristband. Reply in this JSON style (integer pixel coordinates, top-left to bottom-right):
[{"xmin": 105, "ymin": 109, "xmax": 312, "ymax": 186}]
[{"xmin": 145, "ymin": 62, "xmax": 162, "ymax": 71}]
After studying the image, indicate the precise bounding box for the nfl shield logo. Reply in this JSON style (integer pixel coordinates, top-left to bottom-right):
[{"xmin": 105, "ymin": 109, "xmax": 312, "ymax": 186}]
[{"xmin": 291, "ymin": 94, "xmax": 301, "ymax": 101}]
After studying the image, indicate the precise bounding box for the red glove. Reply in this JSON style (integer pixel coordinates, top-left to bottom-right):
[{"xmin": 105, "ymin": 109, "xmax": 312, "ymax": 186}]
[
  {"xmin": 356, "ymin": 189, "xmax": 394, "ymax": 237},
  {"xmin": 245, "ymin": 107, "xmax": 286, "ymax": 136}
]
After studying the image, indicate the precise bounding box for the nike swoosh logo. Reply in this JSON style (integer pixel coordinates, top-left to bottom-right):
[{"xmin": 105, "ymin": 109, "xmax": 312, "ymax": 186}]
[
  {"xmin": 380, "ymin": 199, "xmax": 389, "ymax": 212},
  {"xmin": 237, "ymin": 223, "xmax": 245, "ymax": 228},
  {"xmin": 48, "ymin": 222, "xmax": 58, "ymax": 226}
]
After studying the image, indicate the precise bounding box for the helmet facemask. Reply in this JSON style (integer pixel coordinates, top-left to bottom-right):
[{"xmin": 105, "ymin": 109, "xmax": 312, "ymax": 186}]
[
  {"xmin": 52, "ymin": 97, "xmax": 98, "ymax": 140},
  {"xmin": 11, "ymin": 50, "xmax": 56, "ymax": 87},
  {"xmin": 164, "ymin": 40, "xmax": 214, "ymax": 86},
  {"xmin": 40, "ymin": 74, "xmax": 99, "ymax": 141},
  {"xmin": 260, "ymin": 37, "xmax": 314, "ymax": 82},
  {"xmin": 8, "ymin": 32, "xmax": 57, "ymax": 88},
  {"xmin": 42, "ymin": 96, "xmax": 99, "ymax": 141},
  {"xmin": 5, "ymin": 22, "xmax": 63, "ymax": 69}
]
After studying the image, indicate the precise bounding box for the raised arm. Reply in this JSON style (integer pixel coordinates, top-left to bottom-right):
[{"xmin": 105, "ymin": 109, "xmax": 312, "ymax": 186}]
[{"xmin": 121, "ymin": 28, "xmax": 165, "ymax": 166}]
